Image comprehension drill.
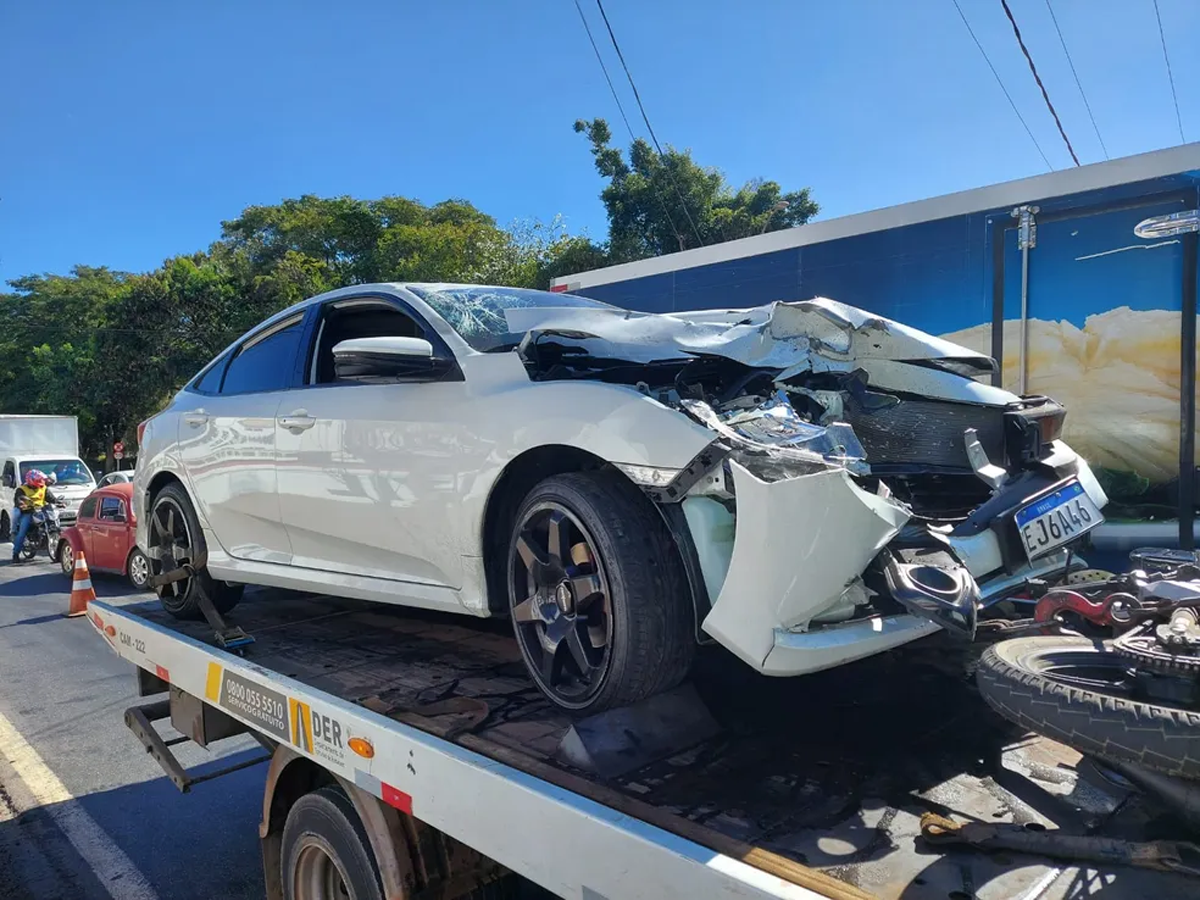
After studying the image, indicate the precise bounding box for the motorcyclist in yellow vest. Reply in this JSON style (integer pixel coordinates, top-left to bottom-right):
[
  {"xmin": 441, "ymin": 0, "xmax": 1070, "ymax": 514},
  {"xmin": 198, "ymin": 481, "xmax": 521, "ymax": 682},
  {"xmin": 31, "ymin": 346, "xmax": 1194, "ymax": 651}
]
[{"xmin": 11, "ymin": 469, "xmax": 50, "ymax": 563}]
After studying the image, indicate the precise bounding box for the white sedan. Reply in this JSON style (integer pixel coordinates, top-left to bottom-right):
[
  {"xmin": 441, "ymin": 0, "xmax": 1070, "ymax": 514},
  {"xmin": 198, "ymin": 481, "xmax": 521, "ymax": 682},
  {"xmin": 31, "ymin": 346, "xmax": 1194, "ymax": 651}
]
[{"xmin": 135, "ymin": 284, "xmax": 1107, "ymax": 712}]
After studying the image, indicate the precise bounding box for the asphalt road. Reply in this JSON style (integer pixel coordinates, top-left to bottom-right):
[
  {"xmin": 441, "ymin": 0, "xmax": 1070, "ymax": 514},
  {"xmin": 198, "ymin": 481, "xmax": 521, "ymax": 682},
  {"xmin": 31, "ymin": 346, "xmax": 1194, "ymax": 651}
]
[{"xmin": 0, "ymin": 548, "xmax": 267, "ymax": 900}]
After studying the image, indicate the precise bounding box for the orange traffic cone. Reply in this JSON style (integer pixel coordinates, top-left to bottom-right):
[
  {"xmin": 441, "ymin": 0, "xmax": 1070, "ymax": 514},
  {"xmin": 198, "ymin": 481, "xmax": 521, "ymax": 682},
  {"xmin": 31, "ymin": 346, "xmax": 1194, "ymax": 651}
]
[{"xmin": 65, "ymin": 548, "xmax": 96, "ymax": 618}]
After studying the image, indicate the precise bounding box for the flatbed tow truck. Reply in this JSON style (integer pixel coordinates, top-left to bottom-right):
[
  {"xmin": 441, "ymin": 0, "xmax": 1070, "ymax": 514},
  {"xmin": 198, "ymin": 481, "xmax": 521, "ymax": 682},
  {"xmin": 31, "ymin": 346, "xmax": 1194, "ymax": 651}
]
[{"xmin": 88, "ymin": 587, "xmax": 1199, "ymax": 900}]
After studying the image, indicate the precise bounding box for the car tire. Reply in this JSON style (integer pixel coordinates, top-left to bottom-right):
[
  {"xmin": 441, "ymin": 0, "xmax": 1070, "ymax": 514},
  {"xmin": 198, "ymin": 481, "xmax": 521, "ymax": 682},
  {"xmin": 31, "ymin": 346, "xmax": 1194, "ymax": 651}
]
[
  {"xmin": 59, "ymin": 540, "xmax": 75, "ymax": 577},
  {"xmin": 127, "ymin": 547, "xmax": 151, "ymax": 591},
  {"xmin": 507, "ymin": 470, "xmax": 694, "ymax": 713},
  {"xmin": 148, "ymin": 483, "xmax": 243, "ymax": 619},
  {"xmin": 281, "ymin": 786, "xmax": 384, "ymax": 900}
]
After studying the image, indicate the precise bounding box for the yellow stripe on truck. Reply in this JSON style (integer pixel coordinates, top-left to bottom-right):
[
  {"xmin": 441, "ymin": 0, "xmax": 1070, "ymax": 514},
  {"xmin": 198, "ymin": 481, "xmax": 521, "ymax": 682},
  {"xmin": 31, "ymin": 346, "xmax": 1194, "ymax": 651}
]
[{"xmin": 204, "ymin": 662, "xmax": 223, "ymax": 702}]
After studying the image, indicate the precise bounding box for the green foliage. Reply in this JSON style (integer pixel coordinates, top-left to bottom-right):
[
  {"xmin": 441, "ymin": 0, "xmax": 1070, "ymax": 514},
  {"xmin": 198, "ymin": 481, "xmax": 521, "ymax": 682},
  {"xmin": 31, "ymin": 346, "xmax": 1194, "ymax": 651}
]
[
  {"xmin": 0, "ymin": 133, "xmax": 816, "ymax": 455},
  {"xmin": 573, "ymin": 118, "xmax": 818, "ymax": 262}
]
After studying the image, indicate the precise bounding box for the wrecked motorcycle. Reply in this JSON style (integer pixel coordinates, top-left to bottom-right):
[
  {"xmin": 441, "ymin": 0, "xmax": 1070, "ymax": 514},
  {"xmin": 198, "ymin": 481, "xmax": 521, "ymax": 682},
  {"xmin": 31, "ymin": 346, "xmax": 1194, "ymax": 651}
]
[{"xmin": 976, "ymin": 547, "xmax": 1200, "ymax": 780}]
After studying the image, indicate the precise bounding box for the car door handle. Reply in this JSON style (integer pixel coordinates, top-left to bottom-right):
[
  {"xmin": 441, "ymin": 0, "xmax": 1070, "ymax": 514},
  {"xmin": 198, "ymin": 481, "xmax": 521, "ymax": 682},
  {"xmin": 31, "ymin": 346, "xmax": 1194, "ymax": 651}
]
[
  {"xmin": 278, "ymin": 410, "xmax": 316, "ymax": 432},
  {"xmin": 184, "ymin": 409, "xmax": 208, "ymax": 427}
]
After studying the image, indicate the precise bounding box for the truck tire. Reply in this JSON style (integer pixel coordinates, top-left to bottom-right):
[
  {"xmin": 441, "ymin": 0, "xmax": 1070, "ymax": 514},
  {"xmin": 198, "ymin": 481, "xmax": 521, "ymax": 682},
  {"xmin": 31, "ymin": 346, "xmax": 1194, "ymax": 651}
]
[
  {"xmin": 281, "ymin": 785, "xmax": 384, "ymax": 900},
  {"xmin": 148, "ymin": 482, "xmax": 243, "ymax": 619},
  {"xmin": 0, "ymin": 511, "xmax": 9, "ymax": 543},
  {"xmin": 507, "ymin": 470, "xmax": 694, "ymax": 713},
  {"xmin": 976, "ymin": 636, "xmax": 1200, "ymax": 779}
]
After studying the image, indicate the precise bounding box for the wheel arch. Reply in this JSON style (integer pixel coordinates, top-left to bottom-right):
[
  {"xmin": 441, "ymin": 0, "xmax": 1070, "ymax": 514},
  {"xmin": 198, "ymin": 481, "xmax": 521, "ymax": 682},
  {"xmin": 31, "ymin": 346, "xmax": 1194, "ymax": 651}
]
[
  {"xmin": 479, "ymin": 445, "xmax": 708, "ymax": 640},
  {"xmin": 259, "ymin": 745, "xmax": 505, "ymax": 900},
  {"xmin": 480, "ymin": 445, "xmax": 613, "ymax": 615},
  {"xmin": 145, "ymin": 470, "xmax": 185, "ymax": 505}
]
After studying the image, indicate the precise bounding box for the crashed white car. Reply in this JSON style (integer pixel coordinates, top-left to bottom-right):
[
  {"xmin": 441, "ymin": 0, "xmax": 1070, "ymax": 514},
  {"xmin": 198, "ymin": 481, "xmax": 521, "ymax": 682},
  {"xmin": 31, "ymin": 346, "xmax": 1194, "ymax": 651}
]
[{"xmin": 135, "ymin": 284, "xmax": 1108, "ymax": 712}]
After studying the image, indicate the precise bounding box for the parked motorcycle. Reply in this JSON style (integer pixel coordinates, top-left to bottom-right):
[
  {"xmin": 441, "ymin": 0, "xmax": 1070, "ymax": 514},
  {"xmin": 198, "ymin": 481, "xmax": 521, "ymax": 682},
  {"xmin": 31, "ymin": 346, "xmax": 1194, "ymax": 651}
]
[
  {"xmin": 976, "ymin": 547, "xmax": 1200, "ymax": 780},
  {"xmin": 16, "ymin": 502, "xmax": 66, "ymax": 563}
]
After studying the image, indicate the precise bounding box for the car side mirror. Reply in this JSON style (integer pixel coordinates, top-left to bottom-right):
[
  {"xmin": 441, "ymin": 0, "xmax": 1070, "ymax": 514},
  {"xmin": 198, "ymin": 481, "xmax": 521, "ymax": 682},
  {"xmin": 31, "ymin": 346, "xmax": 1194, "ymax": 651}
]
[
  {"xmin": 332, "ymin": 336, "xmax": 455, "ymax": 382},
  {"xmin": 2, "ymin": 475, "xmax": 12, "ymax": 488}
]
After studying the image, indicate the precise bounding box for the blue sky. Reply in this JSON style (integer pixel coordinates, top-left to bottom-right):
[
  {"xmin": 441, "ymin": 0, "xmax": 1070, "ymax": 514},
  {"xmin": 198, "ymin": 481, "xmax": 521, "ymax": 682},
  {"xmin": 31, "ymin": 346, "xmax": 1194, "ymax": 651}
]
[{"xmin": 2, "ymin": 0, "xmax": 1197, "ymax": 283}]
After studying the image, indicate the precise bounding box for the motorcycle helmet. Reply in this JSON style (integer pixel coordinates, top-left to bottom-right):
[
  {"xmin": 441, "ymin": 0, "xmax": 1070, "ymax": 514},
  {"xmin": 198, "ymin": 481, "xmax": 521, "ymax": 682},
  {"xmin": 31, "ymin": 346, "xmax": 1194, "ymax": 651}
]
[
  {"xmin": 23, "ymin": 469, "xmax": 46, "ymax": 488},
  {"xmin": 45, "ymin": 472, "xmax": 57, "ymax": 486}
]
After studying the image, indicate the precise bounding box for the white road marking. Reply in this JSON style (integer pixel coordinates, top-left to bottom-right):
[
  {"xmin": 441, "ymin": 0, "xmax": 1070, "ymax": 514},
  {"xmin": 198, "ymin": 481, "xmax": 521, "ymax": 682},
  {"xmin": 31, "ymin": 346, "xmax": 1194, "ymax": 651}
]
[{"xmin": 0, "ymin": 707, "xmax": 159, "ymax": 900}]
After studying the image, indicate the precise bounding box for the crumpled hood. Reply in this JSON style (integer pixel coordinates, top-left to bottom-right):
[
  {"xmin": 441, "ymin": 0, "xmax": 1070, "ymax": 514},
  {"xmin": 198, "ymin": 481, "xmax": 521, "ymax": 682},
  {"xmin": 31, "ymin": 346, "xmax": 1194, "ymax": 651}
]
[{"xmin": 507, "ymin": 297, "xmax": 995, "ymax": 374}]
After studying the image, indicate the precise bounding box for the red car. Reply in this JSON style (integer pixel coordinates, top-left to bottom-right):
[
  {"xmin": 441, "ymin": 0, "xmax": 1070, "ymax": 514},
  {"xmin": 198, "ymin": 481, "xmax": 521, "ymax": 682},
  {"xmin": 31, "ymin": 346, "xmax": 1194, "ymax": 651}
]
[{"xmin": 59, "ymin": 482, "xmax": 150, "ymax": 589}]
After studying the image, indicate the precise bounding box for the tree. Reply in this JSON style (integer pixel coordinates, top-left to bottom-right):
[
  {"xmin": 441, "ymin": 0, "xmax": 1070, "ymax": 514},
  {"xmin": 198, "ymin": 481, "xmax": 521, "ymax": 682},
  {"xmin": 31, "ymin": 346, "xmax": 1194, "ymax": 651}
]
[{"xmin": 574, "ymin": 118, "xmax": 818, "ymax": 263}]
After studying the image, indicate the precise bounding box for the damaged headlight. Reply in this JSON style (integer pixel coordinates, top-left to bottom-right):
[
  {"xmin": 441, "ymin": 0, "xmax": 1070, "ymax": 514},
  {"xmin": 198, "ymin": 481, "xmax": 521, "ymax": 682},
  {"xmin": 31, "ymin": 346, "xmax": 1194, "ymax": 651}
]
[{"xmin": 682, "ymin": 391, "xmax": 869, "ymax": 474}]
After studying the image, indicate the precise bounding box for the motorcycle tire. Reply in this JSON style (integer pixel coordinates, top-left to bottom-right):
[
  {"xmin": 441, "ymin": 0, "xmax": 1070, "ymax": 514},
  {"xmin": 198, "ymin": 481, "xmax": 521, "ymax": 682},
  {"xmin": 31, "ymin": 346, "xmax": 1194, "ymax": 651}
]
[
  {"xmin": 18, "ymin": 534, "xmax": 41, "ymax": 562},
  {"xmin": 977, "ymin": 636, "xmax": 1200, "ymax": 779}
]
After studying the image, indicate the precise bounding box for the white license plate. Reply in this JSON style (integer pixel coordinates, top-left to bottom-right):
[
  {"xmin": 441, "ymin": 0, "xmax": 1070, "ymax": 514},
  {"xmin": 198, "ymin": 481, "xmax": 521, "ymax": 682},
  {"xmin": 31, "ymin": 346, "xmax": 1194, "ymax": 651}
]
[{"xmin": 1014, "ymin": 480, "xmax": 1103, "ymax": 560}]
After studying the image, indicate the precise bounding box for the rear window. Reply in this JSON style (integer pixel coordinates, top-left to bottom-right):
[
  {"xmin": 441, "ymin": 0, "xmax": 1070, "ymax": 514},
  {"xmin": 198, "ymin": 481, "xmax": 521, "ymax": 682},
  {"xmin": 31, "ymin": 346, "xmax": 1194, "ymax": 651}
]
[{"xmin": 78, "ymin": 496, "xmax": 98, "ymax": 520}]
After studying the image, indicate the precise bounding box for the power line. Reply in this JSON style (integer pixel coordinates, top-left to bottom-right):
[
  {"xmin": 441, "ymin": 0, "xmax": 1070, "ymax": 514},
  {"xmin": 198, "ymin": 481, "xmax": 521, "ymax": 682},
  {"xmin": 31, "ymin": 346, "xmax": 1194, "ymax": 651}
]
[
  {"xmin": 999, "ymin": 0, "xmax": 1080, "ymax": 166},
  {"xmin": 950, "ymin": 0, "xmax": 1053, "ymax": 170},
  {"xmin": 1044, "ymin": 0, "xmax": 1107, "ymax": 159},
  {"xmin": 593, "ymin": 0, "xmax": 706, "ymax": 249},
  {"xmin": 571, "ymin": 0, "xmax": 688, "ymax": 253},
  {"xmin": 571, "ymin": 0, "xmax": 636, "ymax": 149},
  {"xmin": 1152, "ymin": 0, "xmax": 1186, "ymax": 144}
]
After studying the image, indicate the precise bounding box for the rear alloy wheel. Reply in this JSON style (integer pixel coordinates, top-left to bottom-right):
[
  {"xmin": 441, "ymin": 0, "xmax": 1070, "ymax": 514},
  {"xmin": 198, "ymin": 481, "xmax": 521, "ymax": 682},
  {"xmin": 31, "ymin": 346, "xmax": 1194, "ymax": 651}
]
[
  {"xmin": 59, "ymin": 540, "xmax": 74, "ymax": 577},
  {"xmin": 148, "ymin": 483, "xmax": 243, "ymax": 618},
  {"xmin": 507, "ymin": 471, "xmax": 694, "ymax": 713},
  {"xmin": 127, "ymin": 547, "xmax": 151, "ymax": 590}
]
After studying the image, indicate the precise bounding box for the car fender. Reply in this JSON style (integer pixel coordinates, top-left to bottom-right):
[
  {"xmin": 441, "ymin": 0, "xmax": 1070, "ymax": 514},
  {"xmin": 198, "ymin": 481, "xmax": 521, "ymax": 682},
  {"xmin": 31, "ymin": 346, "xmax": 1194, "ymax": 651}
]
[
  {"xmin": 60, "ymin": 526, "xmax": 83, "ymax": 562},
  {"xmin": 462, "ymin": 353, "xmax": 717, "ymax": 473}
]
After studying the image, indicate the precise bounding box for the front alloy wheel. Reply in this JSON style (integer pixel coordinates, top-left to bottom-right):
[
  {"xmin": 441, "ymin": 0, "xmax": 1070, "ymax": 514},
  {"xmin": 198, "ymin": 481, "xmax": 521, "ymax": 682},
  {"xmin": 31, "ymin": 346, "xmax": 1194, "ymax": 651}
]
[
  {"xmin": 510, "ymin": 502, "xmax": 614, "ymax": 709},
  {"xmin": 506, "ymin": 471, "xmax": 695, "ymax": 714}
]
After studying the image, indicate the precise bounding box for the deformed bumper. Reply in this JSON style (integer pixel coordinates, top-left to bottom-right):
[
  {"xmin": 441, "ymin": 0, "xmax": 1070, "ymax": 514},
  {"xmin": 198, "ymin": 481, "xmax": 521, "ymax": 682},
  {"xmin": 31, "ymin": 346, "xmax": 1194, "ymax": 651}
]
[
  {"xmin": 700, "ymin": 459, "xmax": 912, "ymax": 670},
  {"xmin": 761, "ymin": 613, "xmax": 941, "ymax": 676}
]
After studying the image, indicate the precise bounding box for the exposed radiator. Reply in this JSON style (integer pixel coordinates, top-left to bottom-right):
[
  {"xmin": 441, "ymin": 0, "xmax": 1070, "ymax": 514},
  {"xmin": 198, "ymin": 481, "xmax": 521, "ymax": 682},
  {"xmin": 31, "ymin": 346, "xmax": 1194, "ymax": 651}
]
[{"xmin": 844, "ymin": 399, "xmax": 1006, "ymax": 469}]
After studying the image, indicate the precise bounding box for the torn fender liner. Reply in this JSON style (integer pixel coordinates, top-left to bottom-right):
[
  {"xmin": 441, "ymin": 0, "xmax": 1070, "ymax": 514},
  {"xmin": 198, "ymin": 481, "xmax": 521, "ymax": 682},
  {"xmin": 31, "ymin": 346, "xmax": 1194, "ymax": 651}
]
[{"xmin": 701, "ymin": 460, "xmax": 911, "ymax": 670}]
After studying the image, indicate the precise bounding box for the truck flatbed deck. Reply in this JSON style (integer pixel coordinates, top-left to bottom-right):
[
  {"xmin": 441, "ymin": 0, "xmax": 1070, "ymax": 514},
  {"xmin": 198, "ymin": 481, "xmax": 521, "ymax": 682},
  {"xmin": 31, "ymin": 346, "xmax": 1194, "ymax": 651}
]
[{"xmin": 91, "ymin": 588, "xmax": 1199, "ymax": 900}]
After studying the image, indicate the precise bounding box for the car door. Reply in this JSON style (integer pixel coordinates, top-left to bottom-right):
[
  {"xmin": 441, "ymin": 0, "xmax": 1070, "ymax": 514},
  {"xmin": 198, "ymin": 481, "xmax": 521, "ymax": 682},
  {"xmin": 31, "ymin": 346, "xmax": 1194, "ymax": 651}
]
[
  {"xmin": 176, "ymin": 313, "xmax": 306, "ymax": 565},
  {"xmin": 275, "ymin": 295, "xmax": 482, "ymax": 589},
  {"xmin": 91, "ymin": 495, "xmax": 129, "ymax": 571},
  {"xmin": 74, "ymin": 495, "xmax": 100, "ymax": 562}
]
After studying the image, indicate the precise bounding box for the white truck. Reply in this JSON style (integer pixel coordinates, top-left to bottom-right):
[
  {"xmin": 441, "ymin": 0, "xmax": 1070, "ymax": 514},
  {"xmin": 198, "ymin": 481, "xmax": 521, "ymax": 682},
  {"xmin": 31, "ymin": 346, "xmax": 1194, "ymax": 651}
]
[
  {"xmin": 88, "ymin": 586, "xmax": 1199, "ymax": 899},
  {"xmin": 0, "ymin": 414, "xmax": 97, "ymax": 538}
]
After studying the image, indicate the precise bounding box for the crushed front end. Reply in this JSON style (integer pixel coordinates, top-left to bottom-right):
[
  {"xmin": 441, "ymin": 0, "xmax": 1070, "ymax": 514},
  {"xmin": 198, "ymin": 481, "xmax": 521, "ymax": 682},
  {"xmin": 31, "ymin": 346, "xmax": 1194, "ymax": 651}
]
[{"xmin": 519, "ymin": 298, "xmax": 1109, "ymax": 675}]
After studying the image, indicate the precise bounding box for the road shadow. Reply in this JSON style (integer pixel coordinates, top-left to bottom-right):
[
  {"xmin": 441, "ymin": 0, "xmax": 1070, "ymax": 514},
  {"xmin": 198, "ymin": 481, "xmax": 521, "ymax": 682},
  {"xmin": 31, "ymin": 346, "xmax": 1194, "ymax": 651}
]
[
  {"xmin": 0, "ymin": 748, "xmax": 267, "ymax": 900},
  {"xmin": 1, "ymin": 564, "xmax": 136, "ymax": 601}
]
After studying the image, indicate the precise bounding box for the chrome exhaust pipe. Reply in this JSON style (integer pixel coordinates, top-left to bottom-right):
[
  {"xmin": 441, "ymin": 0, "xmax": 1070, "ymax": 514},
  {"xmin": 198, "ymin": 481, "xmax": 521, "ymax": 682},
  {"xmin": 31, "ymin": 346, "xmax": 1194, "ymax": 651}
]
[{"xmin": 882, "ymin": 551, "xmax": 979, "ymax": 640}]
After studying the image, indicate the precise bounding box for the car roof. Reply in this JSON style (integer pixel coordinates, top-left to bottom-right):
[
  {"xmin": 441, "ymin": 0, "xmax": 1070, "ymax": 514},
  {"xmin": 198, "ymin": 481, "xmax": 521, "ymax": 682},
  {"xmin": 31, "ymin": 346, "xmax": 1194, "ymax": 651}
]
[{"xmin": 95, "ymin": 482, "xmax": 134, "ymax": 498}]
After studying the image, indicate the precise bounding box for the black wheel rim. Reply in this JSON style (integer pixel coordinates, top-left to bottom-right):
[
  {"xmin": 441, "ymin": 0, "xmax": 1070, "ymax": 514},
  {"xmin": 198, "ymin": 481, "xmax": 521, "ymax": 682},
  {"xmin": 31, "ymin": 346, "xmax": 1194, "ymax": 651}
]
[
  {"xmin": 147, "ymin": 498, "xmax": 193, "ymax": 600},
  {"xmin": 509, "ymin": 502, "xmax": 614, "ymax": 708},
  {"xmin": 1023, "ymin": 645, "xmax": 1135, "ymax": 699}
]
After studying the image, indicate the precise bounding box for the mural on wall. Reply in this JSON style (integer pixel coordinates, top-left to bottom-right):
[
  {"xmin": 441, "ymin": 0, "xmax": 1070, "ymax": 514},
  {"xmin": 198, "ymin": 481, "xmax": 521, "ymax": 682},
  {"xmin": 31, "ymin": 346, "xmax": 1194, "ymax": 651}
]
[
  {"xmin": 939, "ymin": 202, "xmax": 1192, "ymax": 520},
  {"xmin": 942, "ymin": 310, "xmax": 1192, "ymax": 518}
]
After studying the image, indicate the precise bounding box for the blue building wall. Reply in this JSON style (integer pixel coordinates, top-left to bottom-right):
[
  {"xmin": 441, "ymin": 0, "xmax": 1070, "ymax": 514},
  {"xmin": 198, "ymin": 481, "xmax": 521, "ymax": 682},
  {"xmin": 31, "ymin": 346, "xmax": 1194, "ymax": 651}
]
[{"xmin": 580, "ymin": 174, "xmax": 1200, "ymax": 340}]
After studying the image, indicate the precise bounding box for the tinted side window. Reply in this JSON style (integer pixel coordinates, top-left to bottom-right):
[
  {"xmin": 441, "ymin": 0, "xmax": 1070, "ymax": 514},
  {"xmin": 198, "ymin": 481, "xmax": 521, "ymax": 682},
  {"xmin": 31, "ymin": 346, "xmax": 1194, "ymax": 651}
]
[
  {"xmin": 99, "ymin": 497, "xmax": 125, "ymax": 521},
  {"xmin": 79, "ymin": 497, "xmax": 99, "ymax": 520},
  {"xmin": 192, "ymin": 355, "xmax": 228, "ymax": 394},
  {"xmin": 221, "ymin": 318, "xmax": 304, "ymax": 395}
]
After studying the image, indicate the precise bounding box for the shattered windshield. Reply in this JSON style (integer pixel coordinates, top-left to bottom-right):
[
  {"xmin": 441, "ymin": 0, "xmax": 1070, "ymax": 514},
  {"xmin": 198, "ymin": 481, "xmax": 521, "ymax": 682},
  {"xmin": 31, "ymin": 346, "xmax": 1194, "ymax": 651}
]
[{"xmin": 409, "ymin": 286, "xmax": 618, "ymax": 352}]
